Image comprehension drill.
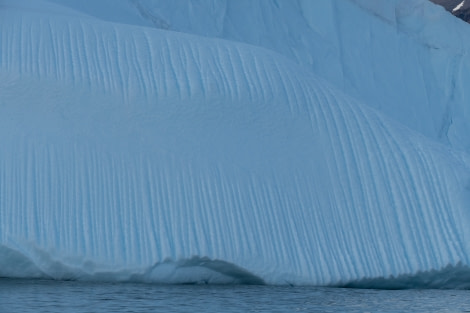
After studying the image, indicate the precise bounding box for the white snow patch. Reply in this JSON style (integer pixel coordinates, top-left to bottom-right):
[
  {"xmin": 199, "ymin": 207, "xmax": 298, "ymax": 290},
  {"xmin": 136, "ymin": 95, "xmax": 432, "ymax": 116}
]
[{"xmin": 453, "ymin": 0, "xmax": 465, "ymax": 12}]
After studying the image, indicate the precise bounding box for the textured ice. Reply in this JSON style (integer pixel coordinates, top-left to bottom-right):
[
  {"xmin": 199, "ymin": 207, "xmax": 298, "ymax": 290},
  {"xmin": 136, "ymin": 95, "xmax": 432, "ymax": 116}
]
[
  {"xmin": 75, "ymin": 0, "xmax": 470, "ymax": 152},
  {"xmin": 1, "ymin": 1, "xmax": 470, "ymax": 287}
]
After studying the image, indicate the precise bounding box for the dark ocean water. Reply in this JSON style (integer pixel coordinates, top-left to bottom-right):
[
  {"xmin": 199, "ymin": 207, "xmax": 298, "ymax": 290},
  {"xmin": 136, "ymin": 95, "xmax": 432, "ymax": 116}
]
[{"xmin": 1, "ymin": 279, "xmax": 470, "ymax": 312}]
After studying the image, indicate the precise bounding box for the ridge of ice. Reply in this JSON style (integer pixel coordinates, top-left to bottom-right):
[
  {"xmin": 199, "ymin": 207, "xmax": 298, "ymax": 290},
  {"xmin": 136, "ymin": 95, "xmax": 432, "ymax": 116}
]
[{"xmin": 50, "ymin": 0, "xmax": 470, "ymax": 152}]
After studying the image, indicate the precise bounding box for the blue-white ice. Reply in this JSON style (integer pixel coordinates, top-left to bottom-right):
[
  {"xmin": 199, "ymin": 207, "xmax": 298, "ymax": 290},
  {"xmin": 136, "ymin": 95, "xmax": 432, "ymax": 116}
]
[
  {"xmin": 1, "ymin": 0, "xmax": 470, "ymax": 287},
  {"xmin": 48, "ymin": 0, "xmax": 470, "ymax": 151}
]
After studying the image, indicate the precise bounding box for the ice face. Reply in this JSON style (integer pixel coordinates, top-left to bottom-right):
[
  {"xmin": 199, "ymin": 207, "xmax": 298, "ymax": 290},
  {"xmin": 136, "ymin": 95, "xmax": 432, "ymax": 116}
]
[
  {"xmin": 42, "ymin": 0, "xmax": 470, "ymax": 151},
  {"xmin": 1, "ymin": 0, "xmax": 470, "ymax": 287}
]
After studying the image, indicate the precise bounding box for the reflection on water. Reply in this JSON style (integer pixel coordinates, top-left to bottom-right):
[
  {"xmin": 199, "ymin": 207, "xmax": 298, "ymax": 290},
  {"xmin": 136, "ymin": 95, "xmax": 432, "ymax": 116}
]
[{"xmin": 1, "ymin": 279, "xmax": 470, "ymax": 312}]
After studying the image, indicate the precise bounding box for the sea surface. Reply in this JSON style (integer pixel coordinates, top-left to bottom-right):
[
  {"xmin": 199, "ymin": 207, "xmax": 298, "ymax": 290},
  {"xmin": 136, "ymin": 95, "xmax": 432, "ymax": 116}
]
[{"xmin": 1, "ymin": 279, "xmax": 469, "ymax": 312}]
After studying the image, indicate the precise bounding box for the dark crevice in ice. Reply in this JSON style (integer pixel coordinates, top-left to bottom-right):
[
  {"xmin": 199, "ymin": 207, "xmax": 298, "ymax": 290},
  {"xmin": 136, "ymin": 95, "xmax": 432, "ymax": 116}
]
[{"xmin": 336, "ymin": 263, "xmax": 470, "ymax": 290}]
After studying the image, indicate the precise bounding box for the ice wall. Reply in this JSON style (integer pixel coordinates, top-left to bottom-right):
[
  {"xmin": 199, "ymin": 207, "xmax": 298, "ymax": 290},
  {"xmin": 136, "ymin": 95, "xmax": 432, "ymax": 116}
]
[
  {"xmin": 52, "ymin": 0, "xmax": 470, "ymax": 152},
  {"xmin": 1, "ymin": 2, "xmax": 470, "ymax": 286}
]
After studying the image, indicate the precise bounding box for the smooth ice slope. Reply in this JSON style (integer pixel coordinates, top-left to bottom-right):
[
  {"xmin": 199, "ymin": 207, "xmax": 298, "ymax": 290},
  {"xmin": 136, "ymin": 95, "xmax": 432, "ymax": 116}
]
[
  {"xmin": 49, "ymin": 0, "xmax": 470, "ymax": 152},
  {"xmin": 1, "ymin": 2, "xmax": 470, "ymax": 286}
]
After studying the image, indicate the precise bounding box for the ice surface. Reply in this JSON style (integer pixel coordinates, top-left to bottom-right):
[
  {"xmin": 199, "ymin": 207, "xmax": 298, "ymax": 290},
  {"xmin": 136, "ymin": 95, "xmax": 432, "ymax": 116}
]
[
  {"xmin": 58, "ymin": 0, "xmax": 470, "ymax": 152},
  {"xmin": 1, "ymin": 1, "xmax": 470, "ymax": 287}
]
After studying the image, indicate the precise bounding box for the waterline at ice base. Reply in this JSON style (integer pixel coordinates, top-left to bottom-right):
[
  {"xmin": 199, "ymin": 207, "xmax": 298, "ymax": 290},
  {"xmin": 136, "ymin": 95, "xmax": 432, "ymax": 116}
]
[{"xmin": 1, "ymin": 0, "xmax": 470, "ymax": 288}]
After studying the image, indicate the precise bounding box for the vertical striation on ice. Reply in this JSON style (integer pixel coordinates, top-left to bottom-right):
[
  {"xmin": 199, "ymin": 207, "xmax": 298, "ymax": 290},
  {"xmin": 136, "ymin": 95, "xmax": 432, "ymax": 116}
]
[{"xmin": 1, "ymin": 1, "xmax": 470, "ymax": 286}]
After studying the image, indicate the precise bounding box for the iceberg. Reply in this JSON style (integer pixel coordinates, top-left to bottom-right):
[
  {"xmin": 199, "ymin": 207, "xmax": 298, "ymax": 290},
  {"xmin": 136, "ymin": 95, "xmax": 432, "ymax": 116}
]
[{"xmin": 1, "ymin": 0, "xmax": 470, "ymax": 287}]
